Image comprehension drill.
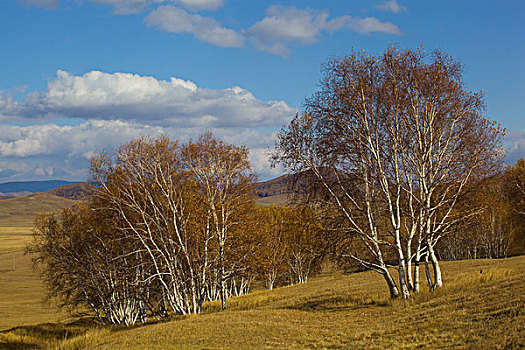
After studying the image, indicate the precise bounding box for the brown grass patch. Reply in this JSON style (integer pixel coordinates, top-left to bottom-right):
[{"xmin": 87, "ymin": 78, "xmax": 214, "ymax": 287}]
[
  {"xmin": 0, "ymin": 193, "xmax": 76, "ymax": 227},
  {"xmin": 0, "ymin": 256, "xmax": 519, "ymax": 349}
]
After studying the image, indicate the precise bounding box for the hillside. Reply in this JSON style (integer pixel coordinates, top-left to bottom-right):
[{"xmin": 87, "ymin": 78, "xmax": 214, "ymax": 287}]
[
  {"xmin": 0, "ymin": 176, "xmax": 290, "ymax": 204},
  {"xmin": 255, "ymin": 174, "xmax": 293, "ymax": 198},
  {"xmin": 0, "ymin": 193, "xmax": 78, "ymax": 227},
  {"xmin": 255, "ymin": 174, "xmax": 294, "ymax": 206},
  {"xmin": 0, "ymin": 256, "xmax": 523, "ymax": 349},
  {"xmin": 47, "ymin": 182, "xmax": 95, "ymax": 200},
  {"xmin": 255, "ymin": 193, "xmax": 290, "ymax": 206}
]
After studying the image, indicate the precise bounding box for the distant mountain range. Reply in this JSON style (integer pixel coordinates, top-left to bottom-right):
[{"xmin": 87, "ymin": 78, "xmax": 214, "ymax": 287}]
[
  {"xmin": 0, "ymin": 180, "xmax": 82, "ymax": 197},
  {"xmin": 0, "ymin": 176, "xmax": 295, "ymax": 204}
]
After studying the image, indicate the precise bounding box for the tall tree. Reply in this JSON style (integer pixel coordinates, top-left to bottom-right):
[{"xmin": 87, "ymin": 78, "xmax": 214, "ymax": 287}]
[
  {"xmin": 503, "ymin": 159, "xmax": 525, "ymax": 253},
  {"xmin": 90, "ymin": 136, "xmax": 206, "ymax": 315},
  {"xmin": 274, "ymin": 46, "xmax": 503, "ymax": 298},
  {"xmin": 182, "ymin": 132, "xmax": 256, "ymax": 310}
]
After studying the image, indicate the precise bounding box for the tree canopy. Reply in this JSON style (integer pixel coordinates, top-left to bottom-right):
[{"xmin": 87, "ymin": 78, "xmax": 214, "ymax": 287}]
[{"xmin": 275, "ymin": 46, "xmax": 504, "ymax": 298}]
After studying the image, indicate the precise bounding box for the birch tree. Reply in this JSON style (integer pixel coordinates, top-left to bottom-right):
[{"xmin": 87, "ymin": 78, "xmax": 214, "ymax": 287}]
[
  {"xmin": 31, "ymin": 134, "xmax": 262, "ymax": 324},
  {"xmin": 182, "ymin": 132, "xmax": 256, "ymax": 310},
  {"xmin": 504, "ymin": 159, "xmax": 525, "ymax": 252},
  {"xmin": 90, "ymin": 136, "xmax": 208, "ymax": 315},
  {"xmin": 29, "ymin": 203, "xmax": 152, "ymax": 326},
  {"xmin": 274, "ymin": 46, "xmax": 503, "ymax": 298}
]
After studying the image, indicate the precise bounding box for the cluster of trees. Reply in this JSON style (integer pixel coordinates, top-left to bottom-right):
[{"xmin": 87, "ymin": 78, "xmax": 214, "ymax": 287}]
[
  {"xmin": 29, "ymin": 46, "xmax": 524, "ymax": 326},
  {"xmin": 274, "ymin": 47, "xmax": 505, "ymax": 299},
  {"xmin": 29, "ymin": 134, "xmax": 326, "ymax": 326},
  {"xmin": 439, "ymin": 160, "xmax": 525, "ymax": 260},
  {"xmin": 253, "ymin": 205, "xmax": 326, "ymax": 290}
]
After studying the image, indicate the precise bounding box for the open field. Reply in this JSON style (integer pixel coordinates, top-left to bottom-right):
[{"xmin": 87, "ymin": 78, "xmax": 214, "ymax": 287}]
[
  {"xmin": 0, "ymin": 251, "xmax": 71, "ymax": 333},
  {"xmin": 0, "ymin": 256, "xmax": 523, "ymax": 349},
  {"xmin": 0, "ymin": 192, "xmax": 523, "ymax": 349},
  {"xmin": 0, "ymin": 193, "xmax": 76, "ymax": 227},
  {"xmin": 0, "ymin": 194, "xmax": 75, "ymax": 335},
  {"xmin": 0, "ymin": 231, "xmax": 33, "ymax": 254}
]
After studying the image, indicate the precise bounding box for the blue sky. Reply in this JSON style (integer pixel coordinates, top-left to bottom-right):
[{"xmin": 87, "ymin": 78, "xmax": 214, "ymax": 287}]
[{"xmin": 0, "ymin": 0, "xmax": 524, "ymax": 182}]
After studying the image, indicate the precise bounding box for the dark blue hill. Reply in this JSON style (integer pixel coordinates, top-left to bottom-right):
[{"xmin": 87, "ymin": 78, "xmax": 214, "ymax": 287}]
[{"xmin": 0, "ymin": 180, "xmax": 81, "ymax": 194}]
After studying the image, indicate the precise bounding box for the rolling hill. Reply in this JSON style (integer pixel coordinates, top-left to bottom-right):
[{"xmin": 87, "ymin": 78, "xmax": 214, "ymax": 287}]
[
  {"xmin": 0, "ymin": 193, "xmax": 78, "ymax": 227},
  {"xmin": 255, "ymin": 174, "xmax": 292, "ymax": 198},
  {"xmin": 47, "ymin": 182, "xmax": 95, "ymax": 200},
  {"xmin": 0, "ymin": 256, "xmax": 523, "ymax": 349}
]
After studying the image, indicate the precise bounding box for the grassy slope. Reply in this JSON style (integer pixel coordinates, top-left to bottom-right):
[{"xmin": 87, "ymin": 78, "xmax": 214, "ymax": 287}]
[
  {"xmin": 0, "ymin": 193, "xmax": 76, "ymax": 335},
  {"xmin": 255, "ymin": 194, "xmax": 290, "ymax": 207},
  {"xmin": 0, "ymin": 253, "xmax": 70, "ymax": 333},
  {"xmin": 0, "ymin": 256, "xmax": 523, "ymax": 350},
  {"xmin": 0, "ymin": 193, "xmax": 77, "ymax": 227}
]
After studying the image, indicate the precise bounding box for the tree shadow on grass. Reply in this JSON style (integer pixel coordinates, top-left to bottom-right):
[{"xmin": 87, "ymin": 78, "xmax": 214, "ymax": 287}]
[
  {"xmin": 0, "ymin": 318, "xmax": 99, "ymax": 349},
  {"xmin": 281, "ymin": 295, "xmax": 390, "ymax": 313},
  {"xmin": 0, "ymin": 339, "xmax": 41, "ymax": 350}
]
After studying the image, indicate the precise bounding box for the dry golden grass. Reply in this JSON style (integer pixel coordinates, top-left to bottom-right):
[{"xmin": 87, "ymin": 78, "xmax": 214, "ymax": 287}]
[
  {"xmin": 255, "ymin": 194, "xmax": 290, "ymax": 207},
  {"xmin": 0, "ymin": 228, "xmax": 33, "ymax": 255},
  {"xmin": 0, "ymin": 227, "xmax": 34, "ymax": 235},
  {"xmin": 0, "ymin": 192, "xmax": 78, "ymax": 342},
  {"xmin": 1, "ymin": 256, "xmax": 522, "ymax": 350},
  {"xmin": 0, "ymin": 252, "xmax": 71, "ymax": 333},
  {"xmin": 0, "ymin": 193, "xmax": 76, "ymax": 227}
]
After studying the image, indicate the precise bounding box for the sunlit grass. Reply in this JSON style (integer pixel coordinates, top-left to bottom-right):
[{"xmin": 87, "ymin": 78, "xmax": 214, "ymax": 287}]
[
  {"xmin": 0, "ymin": 229, "xmax": 33, "ymax": 254},
  {"xmin": 0, "ymin": 193, "xmax": 76, "ymax": 227},
  {"xmin": 0, "ymin": 252, "xmax": 70, "ymax": 333},
  {"xmin": 2, "ymin": 255, "xmax": 522, "ymax": 349}
]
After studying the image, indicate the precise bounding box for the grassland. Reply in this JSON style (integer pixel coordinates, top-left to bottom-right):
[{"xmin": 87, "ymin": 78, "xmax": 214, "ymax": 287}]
[
  {"xmin": 0, "ymin": 193, "xmax": 76, "ymax": 227},
  {"xmin": 0, "ymin": 251, "xmax": 71, "ymax": 333},
  {"xmin": 0, "ymin": 256, "xmax": 523, "ymax": 349},
  {"xmin": 0, "ymin": 193, "xmax": 75, "ymax": 335},
  {"xmin": 255, "ymin": 194, "xmax": 289, "ymax": 207},
  {"xmin": 0, "ymin": 192, "xmax": 523, "ymax": 349},
  {"xmin": 0, "ymin": 224, "xmax": 70, "ymax": 333}
]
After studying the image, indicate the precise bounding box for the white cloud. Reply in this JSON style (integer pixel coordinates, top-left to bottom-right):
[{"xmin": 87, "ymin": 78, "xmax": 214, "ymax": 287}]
[
  {"xmin": 1, "ymin": 70, "xmax": 295, "ymax": 128},
  {"xmin": 246, "ymin": 7, "xmax": 339, "ymax": 44},
  {"xmin": 0, "ymin": 120, "xmax": 281, "ymax": 181},
  {"xmin": 89, "ymin": 0, "xmax": 163, "ymax": 14},
  {"xmin": 244, "ymin": 6, "xmax": 401, "ymax": 56},
  {"xmin": 0, "ymin": 120, "xmax": 156, "ymax": 158},
  {"xmin": 88, "ymin": 0, "xmax": 224, "ymax": 14},
  {"xmin": 174, "ymin": 0, "xmax": 224, "ymax": 11},
  {"xmin": 18, "ymin": 0, "xmax": 59, "ymax": 9},
  {"xmin": 505, "ymin": 129, "xmax": 525, "ymax": 164},
  {"xmin": 145, "ymin": 5, "xmax": 244, "ymax": 47},
  {"xmin": 375, "ymin": 0, "xmax": 407, "ymax": 14},
  {"xmin": 0, "ymin": 70, "xmax": 295, "ymax": 181},
  {"xmin": 15, "ymin": 2, "xmax": 400, "ymax": 56},
  {"xmin": 349, "ymin": 17, "xmax": 402, "ymax": 35}
]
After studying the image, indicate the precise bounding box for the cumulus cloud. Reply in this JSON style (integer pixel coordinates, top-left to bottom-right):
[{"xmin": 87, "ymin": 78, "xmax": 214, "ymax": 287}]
[
  {"xmin": 505, "ymin": 129, "xmax": 525, "ymax": 164},
  {"xmin": 16, "ymin": 1, "xmax": 400, "ymax": 56},
  {"xmin": 349, "ymin": 17, "xmax": 402, "ymax": 35},
  {"xmin": 88, "ymin": 0, "xmax": 224, "ymax": 14},
  {"xmin": 0, "ymin": 121, "xmax": 281, "ymax": 181},
  {"xmin": 0, "ymin": 70, "xmax": 294, "ymax": 181},
  {"xmin": 18, "ymin": 0, "xmax": 59, "ymax": 9},
  {"xmin": 145, "ymin": 5, "xmax": 244, "ymax": 47},
  {"xmin": 0, "ymin": 93, "xmax": 26, "ymax": 123},
  {"xmin": 174, "ymin": 0, "xmax": 224, "ymax": 11},
  {"xmin": 375, "ymin": 0, "xmax": 407, "ymax": 13},
  {"xmin": 244, "ymin": 6, "xmax": 401, "ymax": 56},
  {"xmin": 89, "ymin": 0, "xmax": 163, "ymax": 14},
  {"xmin": 0, "ymin": 70, "xmax": 296, "ymax": 128}
]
